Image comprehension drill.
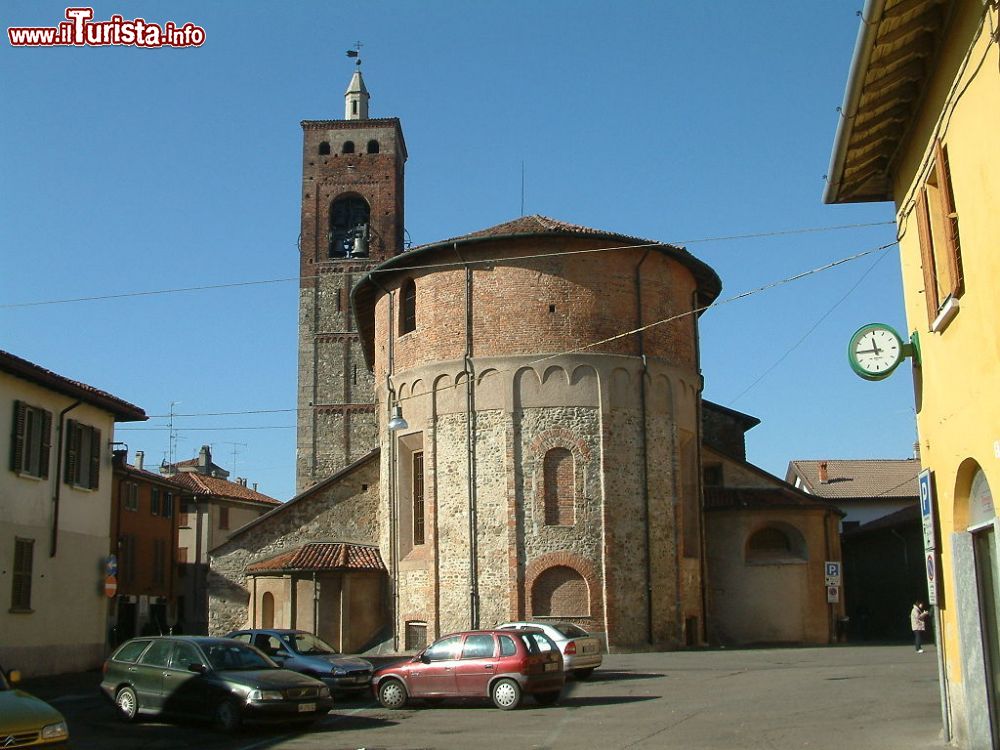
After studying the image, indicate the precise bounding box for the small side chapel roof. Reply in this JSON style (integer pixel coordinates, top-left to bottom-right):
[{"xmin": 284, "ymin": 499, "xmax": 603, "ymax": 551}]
[{"xmin": 247, "ymin": 543, "xmax": 385, "ymax": 574}]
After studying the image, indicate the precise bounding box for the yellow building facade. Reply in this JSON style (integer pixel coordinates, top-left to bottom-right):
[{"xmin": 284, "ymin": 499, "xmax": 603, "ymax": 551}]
[{"xmin": 825, "ymin": 1, "xmax": 1000, "ymax": 746}]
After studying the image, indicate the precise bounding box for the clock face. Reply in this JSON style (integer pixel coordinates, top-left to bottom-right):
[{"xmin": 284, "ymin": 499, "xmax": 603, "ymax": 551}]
[{"xmin": 848, "ymin": 324, "xmax": 904, "ymax": 380}]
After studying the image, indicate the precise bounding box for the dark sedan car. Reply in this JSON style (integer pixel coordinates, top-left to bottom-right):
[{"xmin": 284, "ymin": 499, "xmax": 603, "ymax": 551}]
[
  {"xmin": 372, "ymin": 628, "xmax": 564, "ymax": 710},
  {"xmin": 100, "ymin": 636, "xmax": 332, "ymax": 730},
  {"xmin": 226, "ymin": 628, "xmax": 373, "ymax": 693}
]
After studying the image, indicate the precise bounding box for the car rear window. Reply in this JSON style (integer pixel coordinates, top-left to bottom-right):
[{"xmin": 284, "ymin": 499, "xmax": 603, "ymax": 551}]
[
  {"xmin": 517, "ymin": 632, "xmax": 555, "ymax": 654},
  {"xmin": 554, "ymin": 623, "xmax": 589, "ymax": 638},
  {"xmin": 113, "ymin": 639, "xmax": 151, "ymax": 663}
]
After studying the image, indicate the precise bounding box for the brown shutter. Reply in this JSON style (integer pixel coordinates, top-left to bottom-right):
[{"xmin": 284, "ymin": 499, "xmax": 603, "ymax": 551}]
[
  {"xmin": 89, "ymin": 426, "xmax": 101, "ymax": 489},
  {"xmin": 11, "ymin": 400, "xmax": 26, "ymax": 472},
  {"xmin": 64, "ymin": 420, "xmax": 78, "ymax": 486},
  {"xmin": 935, "ymin": 140, "xmax": 964, "ymax": 298},
  {"xmin": 38, "ymin": 409, "xmax": 52, "ymax": 479},
  {"xmin": 915, "ymin": 188, "xmax": 939, "ymax": 325}
]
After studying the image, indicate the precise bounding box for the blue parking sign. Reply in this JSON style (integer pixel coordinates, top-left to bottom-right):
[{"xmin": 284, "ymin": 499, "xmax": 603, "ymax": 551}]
[{"xmin": 919, "ymin": 469, "xmax": 936, "ymax": 551}]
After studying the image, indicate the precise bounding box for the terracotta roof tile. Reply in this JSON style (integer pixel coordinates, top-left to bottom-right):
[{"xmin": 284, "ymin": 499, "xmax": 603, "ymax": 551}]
[
  {"xmin": 167, "ymin": 472, "xmax": 281, "ymax": 506},
  {"xmin": 445, "ymin": 214, "xmax": 658, "ymax": 246},
  {"xmin": 247, "ymin": 543, "xmax": 385, "ymax": 573},
  {"xmin": 0, "ymin": 349, "xmax": 146, "ymax": 422},
  {"xmin": 704, "ymin": 486, "xmax": 840, "ymax": 512},
  {"xmin": 786, "ymin": 459, "xmax": 920, "ymax": 500}
]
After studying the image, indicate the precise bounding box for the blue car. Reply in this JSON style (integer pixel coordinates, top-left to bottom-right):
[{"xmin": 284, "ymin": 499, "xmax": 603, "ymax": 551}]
[{"xmin": 227, "ymin": 629, "xmax": 373, "ymax": 694}]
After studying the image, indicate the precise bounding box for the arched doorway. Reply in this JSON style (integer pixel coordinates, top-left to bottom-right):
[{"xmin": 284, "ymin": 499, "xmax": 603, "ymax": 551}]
[
  {"xmin": 261, "ymin": 592, "xmax": 275, "ymax": 629},
  {"xmin": 964, "ymin": 464, "xmax": 999, "ymax": 744}
]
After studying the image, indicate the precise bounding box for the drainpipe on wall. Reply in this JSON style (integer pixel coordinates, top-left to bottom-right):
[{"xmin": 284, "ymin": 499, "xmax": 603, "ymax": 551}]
[
  {"xmin": 634, "ymin": 250, "xmax": 654, "ymax": 645},
  {"xmin": 372, "ymin": 274, "xmax": 400, "ymax": 651},
  {"xmin": 455, "ymin": 243, "xmax": 480, "ymax": 630},
  {"xmin": 823, "ymin": 510, "xmax": 834, "ymax": 643},
  {"xmin": 50, "ymin": 400, "xmax": 82, "ymax": 557},
  {"xmin": 692, "ymin": 289, "xmax": 708, "ymax": 645}
]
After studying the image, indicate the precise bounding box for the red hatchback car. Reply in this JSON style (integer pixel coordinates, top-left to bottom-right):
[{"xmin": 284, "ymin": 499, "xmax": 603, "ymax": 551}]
[{"xmin": 372, "ymin": 629, "xmax": 564, "ymax": 710}]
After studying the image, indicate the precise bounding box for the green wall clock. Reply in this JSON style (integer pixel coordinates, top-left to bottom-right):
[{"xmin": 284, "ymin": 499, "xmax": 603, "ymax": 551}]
[{"xmin": 848, "ymin": 323, "xmax": 911, "ymax": 381}]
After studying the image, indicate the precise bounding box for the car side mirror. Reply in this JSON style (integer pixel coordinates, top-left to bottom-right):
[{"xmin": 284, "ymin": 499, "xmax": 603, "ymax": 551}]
[
  {"xmin": 7, "ymin": 670, "xmax": 21, "ymax": 684},
  {"xmin": 188, "ymin": 663, "xmax": 209, "ymax": 674},
  {"xmin": 420, "ymin": 653, "xmax": 431, "ymax": 664}
]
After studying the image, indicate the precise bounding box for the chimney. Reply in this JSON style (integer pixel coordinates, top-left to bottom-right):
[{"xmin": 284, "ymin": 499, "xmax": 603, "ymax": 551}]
[
  {"xmin": 135, "ymin": 450, "xmax": 144, "ymax": 471},
  {"xmin": 253, "ymin": 482, "xmax": 258, "ymax": 491},
  {"xmin": 198, "ymin": 445, "xmax": 211, "ymax": 472},
  {"xmin": 818, "ymin": 462, "xmax": 829, "ymax": 484},
  {"xmin": 913, "ymin": 441, "xmax": 921, "ymax": 461}
]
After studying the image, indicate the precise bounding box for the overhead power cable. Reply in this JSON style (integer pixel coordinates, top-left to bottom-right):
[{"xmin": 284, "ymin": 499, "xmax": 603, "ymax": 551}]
[
  {"xmin": 0, "ymin": 220, "xmax": 894, "ymax": 309},
  {"xmin": 110, "ymin": 238, "xmax": 896, "ymax": 429}
]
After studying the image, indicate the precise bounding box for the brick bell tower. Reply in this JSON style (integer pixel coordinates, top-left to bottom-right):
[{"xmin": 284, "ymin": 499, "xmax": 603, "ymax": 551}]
[{"xmin": 296, "ymin": 61, "xmax": 406, "ymax": 491}]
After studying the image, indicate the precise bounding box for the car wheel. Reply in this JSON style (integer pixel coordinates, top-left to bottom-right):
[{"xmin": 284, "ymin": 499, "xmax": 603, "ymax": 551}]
[
  {"xmin": 534, "ymin": 690, "xmax": 561, "ymax": 706},
  {"xmin": 574, "ymin": 668, "xmax": 595, "ymax": 680},
  {"xmin": 115, "ymin": 686, "xmax": 139, "ymax": 722},
  {"xmin": 491, "ymin": 678, "xmax": 522, "ymax": 710},
  {"xmin": 377, "ymin": 679, "xmax": 408, "ymax": 709},
  {"xmin": 215, "ymin": 698, "xmax": 243, "ymax": 732}
]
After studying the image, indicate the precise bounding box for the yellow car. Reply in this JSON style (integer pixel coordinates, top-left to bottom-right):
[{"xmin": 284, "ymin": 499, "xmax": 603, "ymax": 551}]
[{"xmin": 0, "ymin": 666, "xmax": 70, "ymax": 748}]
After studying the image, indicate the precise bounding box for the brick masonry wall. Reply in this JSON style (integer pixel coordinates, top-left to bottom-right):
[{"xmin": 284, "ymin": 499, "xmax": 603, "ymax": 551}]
[
  {"xmin": 297, "ymin": 118, "xmax": 404, "ymax": 493},
  {"xmin": 207, "ymin": 456, "xmax": 380, "ymax": 636},
  {"xmin": 379, "ymin": 352, "xmax": 701, "ymax": 650},
  {"xmin": 372, "ymin": 238, "xmax": 699, "ymax": 388}
]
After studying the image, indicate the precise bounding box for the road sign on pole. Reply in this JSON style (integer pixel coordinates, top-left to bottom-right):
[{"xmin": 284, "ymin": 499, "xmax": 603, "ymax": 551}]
[{"xmin": 825, "ymin": 561, "xmax": 841, "ymax": 586}]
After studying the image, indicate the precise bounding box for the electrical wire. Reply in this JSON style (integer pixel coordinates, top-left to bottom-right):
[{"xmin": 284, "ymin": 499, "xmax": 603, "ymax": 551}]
[
  {"xmin": 0, "ymin": 220, "xmax": 894, "ymax": 309},
  {"xmin": 106, "ymin": 238, "xmax": 899, "ymax": 426},
  {"xmin": 730, "ymin": 249, "xmax": 891, "ymax": 404}
]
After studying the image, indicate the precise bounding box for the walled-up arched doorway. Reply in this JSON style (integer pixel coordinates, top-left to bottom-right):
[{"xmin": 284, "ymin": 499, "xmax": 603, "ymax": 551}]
[{"xmin": 261, "ymin": 592, "xmax": 275, "ymax": 629}]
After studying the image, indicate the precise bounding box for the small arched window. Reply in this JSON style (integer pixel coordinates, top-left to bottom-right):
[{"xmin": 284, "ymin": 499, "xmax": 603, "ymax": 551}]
[
  {"xmin": 400, "ymin": 280, "xmax": 416, "ymax": 334},
  {"xmin": 532, "ymin": 566, "xmax": 588, "ymax": 617},
  {"xmin": 543, "ymin": 448, "xmax": 574, "ymax": 525},
  {"xmin": 318, "ymin": 141, "xmax": 330, "ymax": 155},
  {"xmin": 367, "ymin": 139, "xmax": 380, "ymax": 154},
  {"xmin": 342, "ymin": 140, "xmax": 355, "ymax": 154}
]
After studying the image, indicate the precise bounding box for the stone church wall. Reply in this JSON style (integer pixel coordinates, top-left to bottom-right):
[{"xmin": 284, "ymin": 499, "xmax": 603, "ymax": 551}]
[{"xmin": 207, "ymin": 455, "xmax": 380, "ymax": 636}]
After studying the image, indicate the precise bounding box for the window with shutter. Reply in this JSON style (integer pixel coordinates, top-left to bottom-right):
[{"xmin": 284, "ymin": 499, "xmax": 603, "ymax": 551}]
[
  {"xmin": 65, "ymin": 421, "xmax": 101, "ymax": 489},
  {"xmin": 11, "ymin": 538, "xmax": 34, "ymax": 611},
  {"xmin": 64, "ymin": 420, "xmax": 79, "ymax": 486},
  {"xmin": 11, "ymin": 401, "xmax": 52, "ymax": 478},
  {"xmin": 915, "ymin": 139, "xmax": 964, "ymax": 332}
]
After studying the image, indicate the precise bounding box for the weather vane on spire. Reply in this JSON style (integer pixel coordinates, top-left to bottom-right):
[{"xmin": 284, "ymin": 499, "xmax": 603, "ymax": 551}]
[{"xmin": 346, "ymin": 41, "xmax": 363, "ymax": 67}]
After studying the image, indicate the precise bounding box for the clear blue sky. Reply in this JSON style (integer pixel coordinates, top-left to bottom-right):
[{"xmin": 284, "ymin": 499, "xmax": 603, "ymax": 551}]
[{"xmin": 1, "ymin": 1, "xmax": 916, "ymax": 501}]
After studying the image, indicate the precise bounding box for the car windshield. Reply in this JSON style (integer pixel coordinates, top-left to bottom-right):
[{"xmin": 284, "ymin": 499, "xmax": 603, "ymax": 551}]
[
  {"xmin": 282, "ymin": 632, "xmax": 337, "ymax": 655},
  {"xmin": 203, "ymin": 643, "xmax": 275, "ymax": 671},
  {"xmin": 554, "ymin": 623, "xmax": 589, "ymax": 638}
]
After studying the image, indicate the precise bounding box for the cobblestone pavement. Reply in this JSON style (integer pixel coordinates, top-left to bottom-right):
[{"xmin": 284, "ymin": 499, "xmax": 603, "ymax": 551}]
[{"xmin": 22, "ymin": 644, "xmax": 946, "ymax": 750}]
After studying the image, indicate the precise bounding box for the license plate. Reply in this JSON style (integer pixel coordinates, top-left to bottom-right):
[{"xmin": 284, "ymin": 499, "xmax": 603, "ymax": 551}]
[
  {"xmin": 544, "ymin": 662, "xmax": 558, "ymax": 672},
  {"xmin": 298, "ymin": 702, "xmax": 316, "ymax": 712}
]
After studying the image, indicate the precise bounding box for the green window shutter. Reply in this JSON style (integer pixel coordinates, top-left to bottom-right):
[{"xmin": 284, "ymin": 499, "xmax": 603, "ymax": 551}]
[
  {"xmin": 39, "ymin": 409, "xmax": 52, "ymax": 479},
  {"xmin": 11, "ymin": 400, "xmax": 26, "ymax": 473},
  {"xmin": 89, "ymin": 426, "xmax": 101, "ymax": 490},
  {"xmin": 65, "ymin": 419, "xmax": 78, "ymax": 486}
]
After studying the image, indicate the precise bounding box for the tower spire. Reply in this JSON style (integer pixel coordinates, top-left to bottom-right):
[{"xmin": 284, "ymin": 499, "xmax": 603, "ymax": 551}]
[{"xmin": 344, "ymin": 42, "xmax": 369, "ymax": 120}]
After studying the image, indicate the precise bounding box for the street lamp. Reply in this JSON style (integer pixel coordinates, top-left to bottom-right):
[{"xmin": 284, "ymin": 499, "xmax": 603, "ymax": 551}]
[{"xmin": 388, "ymin": 404, "xmax": 408, "ymax": 432}]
